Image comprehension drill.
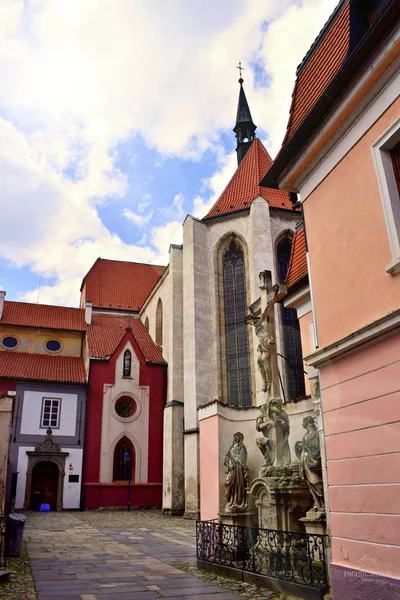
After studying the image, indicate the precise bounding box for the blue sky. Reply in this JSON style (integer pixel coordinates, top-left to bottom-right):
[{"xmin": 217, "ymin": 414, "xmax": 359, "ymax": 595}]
[{"xmin": 0, "ymin": 0, "xmax": 339, "ymax": 306}]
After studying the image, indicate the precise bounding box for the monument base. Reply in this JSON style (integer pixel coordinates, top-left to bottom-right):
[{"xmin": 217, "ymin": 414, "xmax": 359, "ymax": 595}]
[{"xmin": 249, "ymin": 464, "xmax": 313, "ymax": 532}]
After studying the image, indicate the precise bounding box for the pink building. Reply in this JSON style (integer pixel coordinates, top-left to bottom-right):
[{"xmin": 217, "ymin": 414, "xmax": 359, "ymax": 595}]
[{"xmin": 263, "ymin": 1, "xmax": 400, "ymax": 598}]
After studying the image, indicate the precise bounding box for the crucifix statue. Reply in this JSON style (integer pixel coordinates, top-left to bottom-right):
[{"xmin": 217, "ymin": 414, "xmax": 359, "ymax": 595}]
[
  {"xmin": 246, "ymin": 271, "xmax": 286, "ymax": 400},
  {"xmin": 247, "ymin": 271, "xmax": 290, "ymax": 472}
]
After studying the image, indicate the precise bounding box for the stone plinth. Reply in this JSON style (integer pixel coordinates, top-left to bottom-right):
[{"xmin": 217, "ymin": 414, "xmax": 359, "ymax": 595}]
[
  {"xmin": 219, "ymin": 509, "xmax": 255, "ymax": 528},
  {"xmin": 249, "ymin": 464, "xmax": 313, "ymax": 533}
]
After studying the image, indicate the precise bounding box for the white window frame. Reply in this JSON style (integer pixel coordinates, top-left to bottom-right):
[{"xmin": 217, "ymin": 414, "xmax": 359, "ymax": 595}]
[
  {"xmin": 372, "ymin": 117, "xmax": 400, "ymax": 275},
  {"xmin": 40, "ymin": 397, "xmax": 62, "ymax": 429}
]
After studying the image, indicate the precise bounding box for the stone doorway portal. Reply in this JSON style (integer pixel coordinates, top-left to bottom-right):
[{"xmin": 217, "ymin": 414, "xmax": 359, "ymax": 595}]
[{"xmin": 24, "ymin": 428, "xmax": 69, "ymax": 512}]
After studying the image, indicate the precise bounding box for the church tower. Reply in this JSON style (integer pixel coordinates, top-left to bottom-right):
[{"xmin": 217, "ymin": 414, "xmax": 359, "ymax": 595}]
[{"xmin": 233, "ymin": 66, "xmax": 257, "ymax": 165}]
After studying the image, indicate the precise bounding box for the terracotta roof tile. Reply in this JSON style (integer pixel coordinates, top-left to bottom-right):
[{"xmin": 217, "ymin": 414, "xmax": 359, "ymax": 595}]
[
  {"xmin": 285, "ymin": 225, "xmax": 308, "ymax": 288},
  {"xmin": 0, "ymin": 351, "xmax": 86, "ymax": 384},
  {"xmin": 88, "ymin": 314, "xmax": 165, "ymax": 364},
  {"xmin": 203, "ymin": 139, "xmax": 294, "ymax": 219},
  {"xmin": 1, "ymin": 301, "xmax": 86, "ymax": 332},
  {"xmin": 81, "ymin": 259, "xmax": 166, "ymax": 311},
  {"xmin": 281, "ymin": 3, "xmax": 351, "ymax": 145}
]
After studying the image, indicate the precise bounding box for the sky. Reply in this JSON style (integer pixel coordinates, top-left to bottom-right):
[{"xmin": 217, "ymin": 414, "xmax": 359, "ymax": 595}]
[{"xmin": 0, "ymin": 0, "xmax": 339, "ymax": 307}]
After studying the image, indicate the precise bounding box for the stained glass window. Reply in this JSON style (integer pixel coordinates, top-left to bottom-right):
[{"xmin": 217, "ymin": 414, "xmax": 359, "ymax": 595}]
[
  {"xmin": 277, "ymin": 237, "xmax": 306, "ymax": 401},
  {"xmin": 223, "ymin": 241, "xmax": 251, "ymax": 407}
]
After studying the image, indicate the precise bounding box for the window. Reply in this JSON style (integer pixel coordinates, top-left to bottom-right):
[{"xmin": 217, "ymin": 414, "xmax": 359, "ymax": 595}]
[
  {"xmin": 41, "ymin": 398, "xmax": 61, "ymax": 429},
  {"xmin": 113, "ymin": 437, "xmax": 135, "ymax": 481},
  {"xmin": 277, "ymin": 237, "xmax": 306, "ymax": 401},
  {"xmin": 114, "ymin": 396, "xmax": 137, "ymax": 419},
  {"xmin": 144, "ymin": 316, "xmax": 149, "ymax": 331},
  {"xmin": 45, "ymin": 339, "xmax": 62, "ymax": 353},
  {"xmin": 223, "ymin": 240, "xmax": 252, "ymax": 408},
  {"xmin": 156, "ymin": 298, "xmax": 163, "ymax": 348},
  {"xmin": 1, "ymin": 336, "xmax": 18, "ymax": 349},
  {"xmin": 123, "ymin": 350, "xmax": 131, "ymax": 377},
  {"xmin": 372, "ymin": 119, "xmax": 400, "ymax": 274}
]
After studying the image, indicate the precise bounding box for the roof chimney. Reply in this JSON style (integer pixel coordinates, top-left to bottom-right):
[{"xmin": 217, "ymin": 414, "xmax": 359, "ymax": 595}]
[
  {"xmin": 85, "ymin": 300, "xmax": 92, "ymax": 325},
  {"xmin": 0, "ymin": 291, "xmax": 5, "ymax": 320}
]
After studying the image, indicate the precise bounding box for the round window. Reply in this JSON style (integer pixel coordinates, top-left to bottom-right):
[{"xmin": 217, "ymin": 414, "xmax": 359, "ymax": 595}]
[
  {"xmin": 2, "ymin": 336, "xmax": 18, "ymax": 349},
  {"xmin": 45, "ymin": 339, "xmax": 62, "ymax": 352},
  {"xmin": 115, "ymin": 396, "xmax": 137, "ymax": 419}
]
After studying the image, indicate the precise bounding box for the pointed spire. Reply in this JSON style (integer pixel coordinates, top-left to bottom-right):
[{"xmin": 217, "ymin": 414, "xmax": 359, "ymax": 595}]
[{"xmin": 233, "ymin": 64, "xmax": 257, "ymax": 166}]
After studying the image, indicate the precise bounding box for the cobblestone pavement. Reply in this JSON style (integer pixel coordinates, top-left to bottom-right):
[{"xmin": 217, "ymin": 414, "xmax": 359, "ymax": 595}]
[{"xmin": 21, "ymin": 511, "xmax": 297, "ymax": 600}]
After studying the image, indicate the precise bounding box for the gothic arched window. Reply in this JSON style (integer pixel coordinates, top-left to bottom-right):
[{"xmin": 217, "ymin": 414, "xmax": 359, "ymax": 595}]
[
  {"xmin": 113, "ymin": 436, "xmax": 135, "ymax": 481},
  {"xmin": 156, "ymin": 299, "xmax": 163, "ymax": 348},
  {"xmin": 123, "ymin": 350, "xmax": 131, "ymax": 377},
  {"xmin": 223, "ymin": 240, "xmax": 251, "ymax": 407},
  {"xmin": 277, "ymin": 236, "xmax": 306, "ymax": 401},
  {"xmin": 144, "ymin": 316, "xmax": 149, "ymax": 331}
]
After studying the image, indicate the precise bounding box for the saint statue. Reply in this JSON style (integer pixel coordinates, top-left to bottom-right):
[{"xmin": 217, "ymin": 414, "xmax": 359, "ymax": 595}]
[
  {"xmin": 224, "ymin": 432, "xmax": 248, "ymax": 511},
  {"xmin": 295, "ymin": 416, "xmax": 325, "ymax": 512},
  {"xmin": 256, "ymin": 399, "xmax": 291, "ymax": 471}
]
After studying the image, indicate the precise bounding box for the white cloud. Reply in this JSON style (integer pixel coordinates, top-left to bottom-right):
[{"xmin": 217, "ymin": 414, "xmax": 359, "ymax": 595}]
[
  {"xmin": 122, "ymin": 208, "xmax": 154, "ymax": 227},
  {"xmin": 151, "ymin": 221, "xmax": 183, "ymax": 262},
  {"xmin": 0, "ymin": 0, "xmax": 340, "ymax": 305}
]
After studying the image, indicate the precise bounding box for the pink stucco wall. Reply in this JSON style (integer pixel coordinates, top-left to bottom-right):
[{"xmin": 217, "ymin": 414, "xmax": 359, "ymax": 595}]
[
  {"xmin": 303, "ymin": 98, "xmax": 400, "ymax": 348},
  {"xmin": 321, "ymin": 333, "xmax": 400, "ymax": 577},
  {"xmin": 199, "ymin": 414, "xmax": 220, "ymax": 521}
]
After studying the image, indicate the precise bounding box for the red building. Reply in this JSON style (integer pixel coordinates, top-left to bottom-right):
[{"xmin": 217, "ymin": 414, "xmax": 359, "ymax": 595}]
[{"xmin": 81, "ymin": 259, "xmax": 167, "ymax": 509}]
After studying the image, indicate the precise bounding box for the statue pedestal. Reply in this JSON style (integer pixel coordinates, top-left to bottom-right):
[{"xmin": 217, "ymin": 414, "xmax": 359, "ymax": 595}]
[
  {"xmin": 249, "ymin": 464, "xmax": 313, "ymax": 532},
  {"xmin": 218, "ymin": 510, "xmax": 256, "ymax": 561},
  {"xmin": 299, "ymin": 510, "xmax": 327, "ymax": 536},
  {"xmin": 219, "ymin": 509, "xmax": 255, "ymax": 528}
]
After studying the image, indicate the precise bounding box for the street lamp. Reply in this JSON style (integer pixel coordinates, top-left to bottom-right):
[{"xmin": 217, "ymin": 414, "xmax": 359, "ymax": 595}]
[{"xmin": 123, "ymin": 450, "xmax": 131, "ymax": 512}]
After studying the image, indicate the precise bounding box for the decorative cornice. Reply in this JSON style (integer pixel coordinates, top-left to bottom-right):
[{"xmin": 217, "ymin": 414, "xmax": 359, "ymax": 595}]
[{"xmin": 305, "ymin": 308, "xmax": 400, "ymax": 368}]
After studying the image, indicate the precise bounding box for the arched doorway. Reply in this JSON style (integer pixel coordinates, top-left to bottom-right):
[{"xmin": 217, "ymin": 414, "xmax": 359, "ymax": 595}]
[
  {"xmin": 113, "ymin": 437, "xmax": 135, "ymax": 482},
  {"xmin": 30, "ymin": 461, "xmax": 59, "ymax": 510}
]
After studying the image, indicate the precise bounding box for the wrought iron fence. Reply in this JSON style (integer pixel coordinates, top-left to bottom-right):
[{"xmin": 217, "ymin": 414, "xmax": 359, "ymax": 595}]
[
  {"xmin": 196, "ymin": 520, "xmax": 327, "ymax": 590},
  {"xmin": 0, "ymin": 516, "xmax": 6, "ymax": 569}
]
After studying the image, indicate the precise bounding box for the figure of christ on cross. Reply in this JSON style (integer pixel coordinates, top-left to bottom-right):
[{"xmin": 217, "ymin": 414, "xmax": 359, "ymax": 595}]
[{"xmin": 246, "ymin": 271, "xmax": 286, "ymax": 397}]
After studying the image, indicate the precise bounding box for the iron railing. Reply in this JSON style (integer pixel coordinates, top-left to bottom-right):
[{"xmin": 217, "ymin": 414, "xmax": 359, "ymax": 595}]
[
  {"xmin": 0, "ymin": 516, "xmax": 6, "ymax": 569},
  {"xmin": 196, "ymin": 520, "xmax": 327, "ymax": 590}
]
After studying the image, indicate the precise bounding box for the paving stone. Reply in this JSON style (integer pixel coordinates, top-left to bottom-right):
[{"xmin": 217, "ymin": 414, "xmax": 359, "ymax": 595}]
[{"xmin": 22, "ymin": 511, "xmax": 300, "ymax": 600}]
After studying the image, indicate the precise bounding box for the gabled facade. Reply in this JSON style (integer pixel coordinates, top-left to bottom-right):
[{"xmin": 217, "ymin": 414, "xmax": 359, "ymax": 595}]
[
  {"xmin": 262, "ymin": 1, "xmax": 400, "ymax": 597},
  {"xmin": 83, "ymin": 313, "xmax": 166, "ymax": 509},
  {"xmin": 0, "ymin": 294, "xmax": 88, "ymax": 511}
]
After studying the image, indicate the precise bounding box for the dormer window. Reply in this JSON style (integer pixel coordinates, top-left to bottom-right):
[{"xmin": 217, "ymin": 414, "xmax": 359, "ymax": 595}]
[{"xmin": 123, "ymin": 350, "xmax": 131, "ymax": 378}]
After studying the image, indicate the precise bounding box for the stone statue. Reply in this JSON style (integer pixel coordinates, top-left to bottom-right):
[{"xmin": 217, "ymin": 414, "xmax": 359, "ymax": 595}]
[
  {"xmin": 295, "ymin": 416, "xmax": 325, "ymax": 512},
  {"xmin": 224, "ymin": 432, "xmax": 248, "ymax": 511},
  {"xmin": 246, "ymin": 282, "xmax": 280, "ymax": 394},
  {"xmin": 256, "ymin": 399, "xmax": 291, "ymax": 473}
]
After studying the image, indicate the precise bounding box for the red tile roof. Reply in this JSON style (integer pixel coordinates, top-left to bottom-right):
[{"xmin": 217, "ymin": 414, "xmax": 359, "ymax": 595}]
[
  {"xmin": 281, "ymin": 2, "xmax": 351, "ymax": 146},
  {"xmin": 88, "ymin": 314, "xmax": 165, "ymax": 363},
  {"xmin": 81, "ymin": 259, "xmax": 166, "ymax": 311},
  {"xmin": 0, "ymin": 351, "xmax": 86, "ymax": 384},
  {"xmin": 1, "ymin": 301, "xmax": 86, "ymax": 332},
  {"xmin": 285, "ymin": 225, "xmax": 308, "ymax": 289},
  {"xmin": 203, "ymin": 139, "xmax": 294, "ymax": 220}
]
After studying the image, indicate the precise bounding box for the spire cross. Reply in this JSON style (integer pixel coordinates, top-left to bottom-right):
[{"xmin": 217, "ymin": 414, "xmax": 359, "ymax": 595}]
[{"xmin": 236, "ymin": 61, "xmax": 244, "ymax": 80}]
